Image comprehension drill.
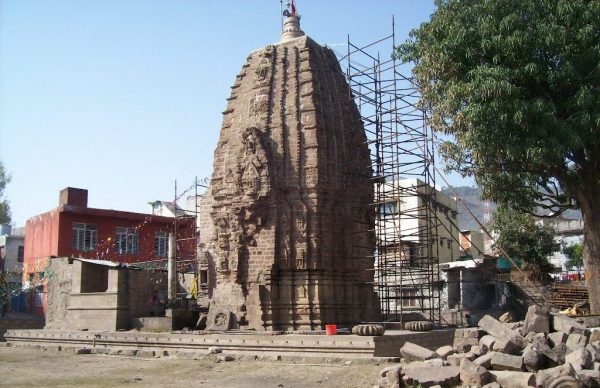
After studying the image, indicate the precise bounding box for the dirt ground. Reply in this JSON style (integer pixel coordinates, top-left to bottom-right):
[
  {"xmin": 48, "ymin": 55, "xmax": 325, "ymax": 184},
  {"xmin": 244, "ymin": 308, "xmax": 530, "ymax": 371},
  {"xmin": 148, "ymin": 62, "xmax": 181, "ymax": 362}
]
[{"xmin": 0, "ymin": 346, "xmax": 383, "ymax": 388}]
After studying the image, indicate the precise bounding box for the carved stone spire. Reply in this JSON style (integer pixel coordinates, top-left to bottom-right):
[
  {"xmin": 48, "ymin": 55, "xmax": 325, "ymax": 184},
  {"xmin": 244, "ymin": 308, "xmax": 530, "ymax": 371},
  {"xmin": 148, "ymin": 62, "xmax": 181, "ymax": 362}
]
[{"xmin": 281, "ymin": 15, "xmax": 305, "ymax": 42}]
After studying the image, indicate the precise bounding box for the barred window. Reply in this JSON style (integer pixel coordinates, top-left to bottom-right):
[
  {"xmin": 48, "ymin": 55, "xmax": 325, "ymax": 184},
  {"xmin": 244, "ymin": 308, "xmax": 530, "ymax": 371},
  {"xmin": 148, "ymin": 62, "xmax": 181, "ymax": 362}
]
[
  {"xmin": 155, "ymin": 231, "xmax": 168, "ymax": 257},
  {"xmin": 17, "ymin": 246, "xmax": 24, "ymax": 262},
  {"xmin": 115, "ymin": 227, "xmax": 139, "ymax": 254},
  {"xmin": 72, "ymin": 223, "xmax": 98, "ymax": 252}
]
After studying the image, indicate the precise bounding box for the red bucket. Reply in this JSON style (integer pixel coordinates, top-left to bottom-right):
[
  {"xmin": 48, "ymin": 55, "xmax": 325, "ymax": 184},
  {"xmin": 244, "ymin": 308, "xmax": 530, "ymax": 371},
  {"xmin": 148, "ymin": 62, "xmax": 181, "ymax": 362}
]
[{"xmin": 325, "ymin": 324, "xmax": 337, "ymax": 335}]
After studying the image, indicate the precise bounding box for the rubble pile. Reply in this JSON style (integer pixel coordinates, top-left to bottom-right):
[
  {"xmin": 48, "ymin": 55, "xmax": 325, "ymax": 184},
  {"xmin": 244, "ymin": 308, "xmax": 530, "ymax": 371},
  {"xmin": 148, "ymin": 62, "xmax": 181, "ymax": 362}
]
[{"xmin": 377, "ymin": 307, "xmax": 600, "ymax": 387}]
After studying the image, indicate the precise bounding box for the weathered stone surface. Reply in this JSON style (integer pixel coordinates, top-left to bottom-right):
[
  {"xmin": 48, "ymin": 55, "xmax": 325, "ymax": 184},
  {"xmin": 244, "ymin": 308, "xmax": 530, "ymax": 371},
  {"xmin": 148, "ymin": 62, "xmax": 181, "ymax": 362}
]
[
  {"xmin": 460, "ymin": 358, "xmax": 491, "ymax": 386},
  {"xmin": 447, "ymin": 353, "xmax": 473, "ymax": 366},
  {"xmin": 590, "ymin": 330, "xmax": 600, "ymax": 343},
  {"xmin": 474, "ymin": 353, "xmax": 494, "ymax": 369},
  {"xmin": 553, "ymin": 314, "xmax": 588, "ymax": 336},
  {"xmin": 491, "ymin": 352, "xmax": 524, "ymax": 371},
  {"xmin": 468, "ymin": 345, "xmax": 488, "ymax": 358},
  {"xmin": 566, "ymin": 333, "xmax": 588, "ymax": 353},
  {"xmin": 456, "ymin": 328, "xmax": 484, "ymax": 338},
  {"xmin": 400, "ymin": 342, "xmax": 438, "ymax": 362},
  {"xmin": 383, "ymin": 365, "xmax": 401, "ymax": 387},
  {"xmin": 480, "ymin": 335, "xmax": 496, "ymax": 349},
  {"xmin": 492, "ymin": 337, "xmax": 519, "ymax": 355},
  {"xmin": 535, "ymin": 342, "xmax": 562, "ymax": 364},
  {"xmin": 489, "ymin": 371, "xmax": 536, "ymax": 387},
  {"xmin": 532, "ymin": 333, "xmax": 549, "ymax": 347},
  {"xmin": 435, "ymin": 345, "xmax": 455, "ymax": 359},
  {"xmin": 454, "ymin": 342, "xmax": 474, "ymax": 353},
  {"xmin": 565, "ymin": 348, "xmax": 592, "ymax": 371},
  {"xmin": 536, "ymin": 363, "xmax": 578, "ymax": 388},
  {"xmin": 481, "ymin": 383, "xmax": 501, "ymax": 388},
  {"xmin": 206, "ymin": 308, "xmax": 232, "ymax": 331},
  {"xmin": 217, "ymin": 354, "xmax": 235, "ymax": 362},
  {"xmin": 588, "ymin": 343, "xmax": 600, "ymax": 363},
  {"xmin": 479, "ymin": 315, "xmax": 527, "ymax": 350},
  {"xmin": 208, "ymin": 346, "xmax": 223, "ymax": 354},
  {"xmin": 402, "ymin": 366, "xmax": 460, "ymax": 387},
  {"xmin": 577, "ymin": 369, "xmax": 600, "ymax": 387},
  {"xmin": 379, "ymin": 365, "xmax": 401, "ymax": 378},
  {"xmin": 75, "ymin": 348, "xmax": 91, "ymax": 355},
  {"xmin": 523, "ymin": 305, "xmax": 550, "ymax": 335},
  {"xmin": 548, "ymin": 331, "xmax": 568, "ymax": 348},
  {"xmin": 202, "ymin": 19, "xmax": 379, "ymax": 330},
  {"xmin": 523, "ymin": 349, "xmax": 544, "ymax": 372},
  {"xmin": 135, "ymin": 350, "xmax": 155, "ymax": 358},
  {"xmin": 424, "ymin": 358, "xmax": 446, "ymax": 367},
  {"xmin": 499, "ymin": 311, "xmax": 518, "ymax": 323}
]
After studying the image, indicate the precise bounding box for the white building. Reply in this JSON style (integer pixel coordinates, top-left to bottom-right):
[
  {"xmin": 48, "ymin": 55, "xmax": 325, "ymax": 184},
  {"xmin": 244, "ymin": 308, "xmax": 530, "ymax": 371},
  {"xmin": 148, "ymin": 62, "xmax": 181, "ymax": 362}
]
[{"xmin": 0, "ymin": 225, "xmax": 25, "ymax": 285}]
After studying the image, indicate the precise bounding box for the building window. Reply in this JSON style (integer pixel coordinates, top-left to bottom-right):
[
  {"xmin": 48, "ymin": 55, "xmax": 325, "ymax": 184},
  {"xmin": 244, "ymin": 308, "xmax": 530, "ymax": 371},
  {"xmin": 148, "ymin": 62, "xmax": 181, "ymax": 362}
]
[
  {"xmin": 115, "ymin": 227, "xmax": 139, "ymax": 254},
  {"xmin": 380, "ymin": 202, "xmax": 397, "ymax": 216},
  {"xmin": 72, "ymin": 223, "xmax": 98, "ymax": 252},
  {"xmin": 17, "ymin": 246, "xmax": 24, "ymax": 262},
  {"xmin": 402, "ymin": 288, "xmax": 418, "ymax": 307},
  {"xmin": 155, "ymin": 231, "xmax": 168, "ymax": 257}
]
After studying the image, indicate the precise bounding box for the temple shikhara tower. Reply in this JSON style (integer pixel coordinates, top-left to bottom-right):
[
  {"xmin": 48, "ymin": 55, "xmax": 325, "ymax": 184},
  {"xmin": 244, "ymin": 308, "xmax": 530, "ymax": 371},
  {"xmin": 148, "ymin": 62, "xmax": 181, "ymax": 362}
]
[{"xmin": 200, "ymin": 12, "xmax": 379, "ymax": 330}]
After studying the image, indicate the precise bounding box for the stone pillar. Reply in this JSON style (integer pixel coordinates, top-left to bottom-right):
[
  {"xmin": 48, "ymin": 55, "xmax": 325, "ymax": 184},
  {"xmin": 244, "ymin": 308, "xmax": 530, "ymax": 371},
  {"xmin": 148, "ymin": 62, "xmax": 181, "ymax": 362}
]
[
  {"xmin": 106, "ymin": 268, "xmax": 125, "ymax": 293},
  {"xmin": 168, "ymin": 233, "xmax": 176, "ymax": 302}
]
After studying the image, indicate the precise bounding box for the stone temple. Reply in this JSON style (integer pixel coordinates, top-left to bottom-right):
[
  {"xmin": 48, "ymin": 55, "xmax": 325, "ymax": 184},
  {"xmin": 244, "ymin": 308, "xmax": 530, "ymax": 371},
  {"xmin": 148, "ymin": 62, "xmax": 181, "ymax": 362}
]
[{"xmin": 199, "ymin": 15, "xmax": 380, "ymax": 330}]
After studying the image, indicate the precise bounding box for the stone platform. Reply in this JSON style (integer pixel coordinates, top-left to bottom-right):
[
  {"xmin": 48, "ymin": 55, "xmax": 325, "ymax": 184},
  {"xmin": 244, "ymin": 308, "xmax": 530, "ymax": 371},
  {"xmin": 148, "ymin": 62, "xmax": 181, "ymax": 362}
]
[{"xmin": 4, "ymin": 328, "xmax": 455, "ymax": 359}]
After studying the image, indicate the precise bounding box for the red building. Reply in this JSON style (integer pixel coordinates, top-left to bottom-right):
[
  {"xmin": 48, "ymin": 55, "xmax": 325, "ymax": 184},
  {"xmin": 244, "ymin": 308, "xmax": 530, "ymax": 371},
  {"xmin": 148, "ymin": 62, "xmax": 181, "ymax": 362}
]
[{"xmin": 23, "ymin": 187, "xmax": 195, "ymax": 318}]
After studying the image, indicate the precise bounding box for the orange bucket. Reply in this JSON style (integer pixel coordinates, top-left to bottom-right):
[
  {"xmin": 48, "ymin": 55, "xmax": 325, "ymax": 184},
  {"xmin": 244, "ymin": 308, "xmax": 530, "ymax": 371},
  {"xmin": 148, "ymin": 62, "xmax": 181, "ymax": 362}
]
[{"xmin": 325, "ymin": 324, "xmax": 337, "ymax": 335}]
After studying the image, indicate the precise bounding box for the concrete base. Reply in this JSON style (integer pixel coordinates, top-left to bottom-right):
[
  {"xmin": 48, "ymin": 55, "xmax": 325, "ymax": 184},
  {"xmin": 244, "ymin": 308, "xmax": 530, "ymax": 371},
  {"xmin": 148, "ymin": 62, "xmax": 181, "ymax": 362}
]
[{"xmin": 4, "ymin": 328, "xmax": 455, "ymax": 359}]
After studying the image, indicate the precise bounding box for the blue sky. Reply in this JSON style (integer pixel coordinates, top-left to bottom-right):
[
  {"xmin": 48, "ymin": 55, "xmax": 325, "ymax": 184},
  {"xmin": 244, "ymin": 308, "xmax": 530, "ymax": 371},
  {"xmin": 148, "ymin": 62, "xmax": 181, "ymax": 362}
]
[{"xmin": 1, "ymin": 0, "xmax": 471, "ymax": 227}]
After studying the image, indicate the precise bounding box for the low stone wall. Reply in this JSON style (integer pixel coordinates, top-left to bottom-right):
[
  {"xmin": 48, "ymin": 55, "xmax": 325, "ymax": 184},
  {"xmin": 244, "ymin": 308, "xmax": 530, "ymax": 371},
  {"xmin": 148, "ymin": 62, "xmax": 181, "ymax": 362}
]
[{"xmin": 0, "ymin": 319, "xmax": 44, "ymax": 341}]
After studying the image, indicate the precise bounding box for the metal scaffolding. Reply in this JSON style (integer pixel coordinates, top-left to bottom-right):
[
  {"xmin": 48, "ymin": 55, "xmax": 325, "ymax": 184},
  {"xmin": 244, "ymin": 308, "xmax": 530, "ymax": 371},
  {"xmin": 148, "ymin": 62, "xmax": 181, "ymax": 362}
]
[{"xmin": 341, "ymin": 19, "xmax": 441, "ymax": 323}]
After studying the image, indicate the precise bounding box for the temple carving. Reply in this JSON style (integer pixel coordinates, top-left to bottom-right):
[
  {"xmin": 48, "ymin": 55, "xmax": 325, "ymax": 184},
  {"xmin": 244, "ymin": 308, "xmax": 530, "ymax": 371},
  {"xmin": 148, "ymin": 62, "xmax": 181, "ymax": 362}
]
[{"xmin": 200, "ymin": 15, "xmax": 379, "ymax": 330}]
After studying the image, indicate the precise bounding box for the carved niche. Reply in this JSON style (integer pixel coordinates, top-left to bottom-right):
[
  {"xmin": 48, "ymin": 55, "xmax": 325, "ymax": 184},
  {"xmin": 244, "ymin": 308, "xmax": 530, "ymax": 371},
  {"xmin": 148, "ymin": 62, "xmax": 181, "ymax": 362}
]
[{"xmin": 238, "ymin": 127, "xmax": 270, "ymax": 200}]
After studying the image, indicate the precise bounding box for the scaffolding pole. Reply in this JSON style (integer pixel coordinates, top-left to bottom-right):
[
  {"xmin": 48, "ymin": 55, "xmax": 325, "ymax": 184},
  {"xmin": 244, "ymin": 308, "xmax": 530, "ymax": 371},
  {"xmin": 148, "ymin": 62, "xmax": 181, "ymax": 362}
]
[{"xmin": 342, "ymin": 17, "xmax": 441, "ymax": 323}]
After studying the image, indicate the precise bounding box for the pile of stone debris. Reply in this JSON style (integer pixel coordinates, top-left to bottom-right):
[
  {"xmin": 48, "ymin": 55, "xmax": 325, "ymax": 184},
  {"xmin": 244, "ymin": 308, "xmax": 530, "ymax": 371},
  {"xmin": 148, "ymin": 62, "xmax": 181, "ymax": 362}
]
[{"xmin": 377, "ymin": 307, "xmax": 600, "ymax": 387}]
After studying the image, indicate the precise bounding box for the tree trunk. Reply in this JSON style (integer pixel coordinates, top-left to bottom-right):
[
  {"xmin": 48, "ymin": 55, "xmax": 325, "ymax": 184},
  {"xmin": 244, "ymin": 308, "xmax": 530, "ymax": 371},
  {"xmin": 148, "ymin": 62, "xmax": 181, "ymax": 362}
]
[{"xmin": 578, "ymin": 187, "xmax": 600, "ymax": 314}]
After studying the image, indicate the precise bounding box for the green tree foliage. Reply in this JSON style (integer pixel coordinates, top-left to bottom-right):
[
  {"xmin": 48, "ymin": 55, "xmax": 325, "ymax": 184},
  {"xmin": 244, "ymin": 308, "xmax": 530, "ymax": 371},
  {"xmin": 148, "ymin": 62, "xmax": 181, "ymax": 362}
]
[
  {"xmin": 0, "ymin": 161, "xmax": 11, "ymax": 225},
  {"xmin": 398, "ymin": 0, "xmax": 600, "ymax": 310},
  {"xmin": 563, "ymin": 242, "xmax": 584, "ymax": 271},
  {"xmin": 490, "ymin": 205, "xmax": 558, "ymax": 277}
]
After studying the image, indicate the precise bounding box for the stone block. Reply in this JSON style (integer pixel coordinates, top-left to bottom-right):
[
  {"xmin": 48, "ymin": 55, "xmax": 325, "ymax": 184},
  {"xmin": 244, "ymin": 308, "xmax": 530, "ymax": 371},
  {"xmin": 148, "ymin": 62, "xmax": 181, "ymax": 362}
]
[
  {"xmin": 482, "ymin": 383, "xmax": 501, "ymax": 388},
  {"xmin": 578, "ymin": 369, "xmax": 600, "ymax": 387},
  {"xmin": 474, "ymin": 353, "xmax": 493, "ymax": 369},
  {"xmin": 522, "ymin": 305, "xmax": 550, "ymax": 335},
  {"xmin": 435, "ymin": 345, "xmax": 455, "ymax": 359},
  {"xmin": 468, "ymin": 345, "xmax": 487, "ymax": 358},
  {"xmin": 565, "ymin": 348, "xmax": 592, "ymax": 371},
  {"xmin": 424, "ymin": 358, "xmax": 446, "ymax": 367},
  {"xmin": 523, "ymin": 349, "xmax": 543, "ymax": 372},
  {"xmin": 590, "ymin": 330, "xmax": 600, "ymax": 343},
  {"xmin": 499, "ymin": 311, "xmax": 517, "ymax": 323},
  {"xmin": 208, "ymin": 346, "xmax": 223, "ymax": 354},
  {"xmin": 381, "ymin": 365, "xmax": 401, "ymax": 387},
  {"xmin": 534, "ymin": 342, "xmax": 562, "ymax": 364},
  {"xmin": 400, "ymin": 342, "xmax": 438, "ymax": 362},
  {"xmin": 447, "ymin": 353, "xmax": 472, "ymax": 366},
  {"xmin": 589, "ymin": 343, "xmax": 600, "ymax": 363},
  {"xmin": 75, "ymin": 348, "xmax": 91, "ymax": 355},
  {"xmin": 491, "ymin": 352, "xmax": 524, "ymax": 371},
  {"xmin": 217, "ymin": 354, "xmax": 235, "ymax": 361},
  {"xmin": 489, "ymin": 371, "xmax": 536, "ymax": 387},
  {"xmin": 453, "ymin": 337, "xmax": 479, "ymax": 349},
  {"xmin": 553, "ymin": 314, "xmax": 588, "ymax": 336},
  {"xmin": 480, "ymin": 335, "xmax": 496, "ymax": 349},
  {"xmin": 479, "ymin": 315, "xmax": 527, "ymax": 350},
  {"xmin": 402, "ymin": 366, "xmax": 460, "ymax": 388},
  {"xmin": 566, "ymin": 333, "xmax": 588, "ymax": 353},
  {"xmin": 548, "ymin": 331, "xmax": 568, "ymax": 348},
  {"xmin": 532, "ymin": 333, "xmax": 549, "ymax": 347},
  {"xmin": 136, "ymin": 350, "xmax": 155, "ymax": 358},
  {"xmin": 460, "ymin": 358, "xmax": 491, "ymax": 386},
  {"xmin": 492, "ymin": 337, "xmax": 519, "ymax": 355},
  {"xmin": 536, "ymin": 363, "xmax": 578, "ymax": 387}
]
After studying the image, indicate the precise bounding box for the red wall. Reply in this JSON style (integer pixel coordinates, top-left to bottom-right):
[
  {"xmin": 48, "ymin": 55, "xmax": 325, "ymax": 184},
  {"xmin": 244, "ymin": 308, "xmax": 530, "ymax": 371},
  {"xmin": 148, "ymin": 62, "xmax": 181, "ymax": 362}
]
[
  {"xmin": 24, "ymin": 210, "xmax": 61, "ymax": 265},
  {"xmin": 23, "ymin": 206, "xmax": 195, "ymax": 319}
]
